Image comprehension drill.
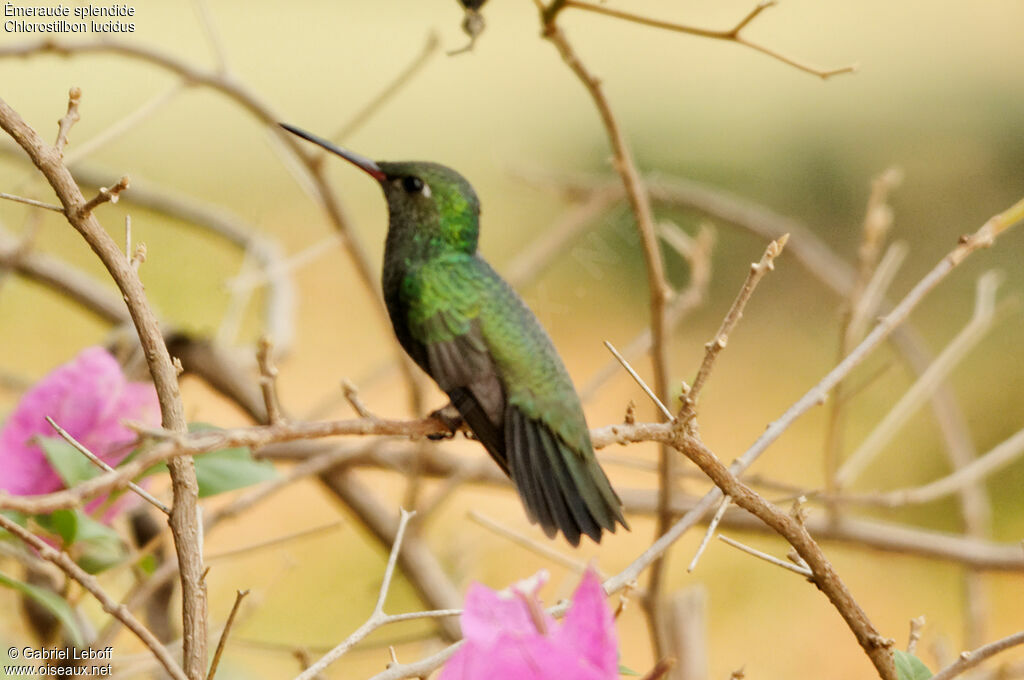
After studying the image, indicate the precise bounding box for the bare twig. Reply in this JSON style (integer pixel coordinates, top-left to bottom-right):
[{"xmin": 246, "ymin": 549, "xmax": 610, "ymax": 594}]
[
  {"xmin": 331, "ymin": 32, "xmax": 440, "ymax": 142},
  {"xmin": 341, "ymin": 379, "xmax": 375, "ymax": 420},
  {"xmin": 64, "ymin": 82, "xmax": 185, "ymax": 167},
  {"xmin": 580, "ymin": 224, "xmax": 714, "ymax": 401},
  {"xmin": 77, "ymin": 175, "xmax": 130, "ymax": 216},
  {"xmin": 256, "ymin": 336, "xmax": 284, "ymax": 425},
  {"xmin": 604, "ymin": 340, "xmax": 672, "ymax": 420},
  {"xmin": 687, "ymin": 494, "xmax": 731, "ymax": 573},
  {"xmin": 44, "ymin": 416, "xmax": 170, "ymax": 515},
  {"xmin": 840, "ymin": 424, "xmax": 1024, "ymax": 509},
  {"xmin": 684, "ymin": 233, "xmax": 788, "ymax": 412},
  {"xmin": 206, "ymin": 589, "xmax": 250, "ymax": 680},
  {"xmin": 209, "ymin": 523, "xmax": 340, "ymax": 565},
  {"xmin": 469, "ymin": 510, "xmax": 607, "ymax": 579},
  {"xmin": 836, "ymin": 271, "xmax": 1005, "ymax": 486},
  {"xmin": 293, "ymin": 509, "xmax": 462, "ymax": 680},
  {"xmin": 0, "ymin": 512, "xmax": 187, "ymax": 680},
  {"xmin": 718, "ymin": 535, "xmax": 812, "ymax": 577},
  {"xmin": 929, "ymin": 631, "xmax": 1024, "ymax": 680},
  {"xmin": 54, "ymin": 86, "xmax": 81, "ymax": 154},
  {"xmin": 560, "ymin": 0, "xmax": 857, "ymax": 79},
  {"xmin": 192, "ymin": 0, "xmax": 229, "ymax": 72},
  {"xmin": 0, "ymin": 191, "xmax": 63, "ymax": 211}
]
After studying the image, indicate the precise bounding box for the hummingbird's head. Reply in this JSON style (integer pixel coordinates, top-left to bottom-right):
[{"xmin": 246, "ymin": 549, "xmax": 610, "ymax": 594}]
[
  {"xmin": 279, "ymin": 123, "xmax": 481, "ymax": 254},
  {"xmin": 376, "ymin": 160, "xmax": 480, "ymax": 254}
]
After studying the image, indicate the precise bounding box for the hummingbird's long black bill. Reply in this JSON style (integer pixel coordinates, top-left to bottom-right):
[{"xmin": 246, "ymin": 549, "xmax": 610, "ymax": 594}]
[{"xmin": 278, "ymin": 122, "xmax": 386, "ymax": 182}]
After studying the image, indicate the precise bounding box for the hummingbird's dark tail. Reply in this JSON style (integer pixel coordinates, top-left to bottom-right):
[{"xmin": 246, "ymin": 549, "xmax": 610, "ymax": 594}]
[{"xmin": 506, "ymin": 407, "xmax": 628, "ymax": 546}]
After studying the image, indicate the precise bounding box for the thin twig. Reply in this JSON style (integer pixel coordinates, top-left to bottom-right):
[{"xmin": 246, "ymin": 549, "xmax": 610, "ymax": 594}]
[
  {"xmin": 256, "ymin": 336, "xmax": 284, "ymax": 425},
  {"xmin": 718, "ymin": 535, "xmax": 812, "ymax": 577},
  {"xmin": 687, "ymin": 495, "xmax": 731, "ymax": 572},
  {"xmin": 839, "ymin": 424, "xmax": 1024, "ymax": 509},
  {"xmin": 929, "ymin": 631, "xmax": 1024, "ymax": 680},
  {"xmin": 54, "ymin": 86, "xmax": 82, "ymax": 154},
  {"xmin": 293, "ymin": 509, "xmax": 462, "ymax": 680},
  {"xmin": 604, "ymin": 340, "xmax": 672, "ymax": 419},
  {"xmin": 206, "ymin": 522, "xmax": 343, "ymax": 562},
  {"xmin": 331, "ymin": 32, "xmax": 440, "ymax": 142},
  {"xmin": 469, "ymin": 510, "xmax": 607, "ymax": 579},
  {"xmin": 206, "ymin": 589, "xmax": 250, "ymax": 680},
  {"xmin": 684, "ymin": 233, "xmax": 788, "ymax": 412},
  {"xmin": 192, "ymin": 0, "xmax": 229, "ymax": 72},
  {"xmin": 341, "ymin": 379, "xmax": 375, "ymax": 420},
  {"xmin": 78, "ymin": 175, "xmax": 130, "ymax": 216},
  {"xmin": 580, "ymin": 224, "xmax": 714, "ymax": 401},
  {"xmin": 560, "ymin": 0, "xmax": 857, "ymax": 79},
  {"xmin": 44, "ymin": 416, "xmax": 171, "ymax": 515},
  {"xmin": 64, "ymin": 82, "xmax": 185, "ymax": 167},
  {"xmin": 0, "ymin": 512, "xmax": 187, "ymax": 680},
  {"xmin": 0, "ymin": 191, "xmax": 63, "ymax": 211},
  {"xmin": 836, "ymin": 272, "xmax": 1005, "ymax": 486}
]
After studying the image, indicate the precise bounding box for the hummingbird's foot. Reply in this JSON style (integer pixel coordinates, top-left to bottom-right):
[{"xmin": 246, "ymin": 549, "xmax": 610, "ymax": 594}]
[{"xmin": 427, "ymin": 402, "xmax": 463, "ymax": 440}]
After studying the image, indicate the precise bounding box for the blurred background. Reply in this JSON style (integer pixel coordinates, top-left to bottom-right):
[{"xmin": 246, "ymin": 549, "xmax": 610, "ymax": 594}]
[{"xmin": 1, "ymin": 0, "xmax": 1023, "ymax": 678}]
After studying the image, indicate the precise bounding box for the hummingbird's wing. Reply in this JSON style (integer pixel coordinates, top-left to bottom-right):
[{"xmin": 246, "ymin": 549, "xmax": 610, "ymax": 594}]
[{"xmin": 404, "ymin": 254, "xmax": 626, "ymax": 545}]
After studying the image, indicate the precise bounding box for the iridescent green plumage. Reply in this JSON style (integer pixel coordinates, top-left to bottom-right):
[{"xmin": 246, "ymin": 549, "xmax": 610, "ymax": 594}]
[{"xmin": 281, "ymin": 124, "xmax": 628, "ymax": 545}]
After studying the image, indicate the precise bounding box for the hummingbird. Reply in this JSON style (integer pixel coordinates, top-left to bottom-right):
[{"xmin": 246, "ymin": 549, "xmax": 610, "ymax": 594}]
[{"xmin": 280, "ymin": 123, "xmax": 629, "ymax": 546}]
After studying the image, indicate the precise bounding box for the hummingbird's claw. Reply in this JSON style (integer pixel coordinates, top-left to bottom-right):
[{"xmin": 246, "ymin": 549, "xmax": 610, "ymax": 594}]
[{"xmin": 427, "ymin": 402, "xmax": 463, "ymax": 440}]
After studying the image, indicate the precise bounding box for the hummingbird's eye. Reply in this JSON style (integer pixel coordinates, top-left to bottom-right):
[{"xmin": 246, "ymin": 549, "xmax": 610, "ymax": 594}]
[{"xmin": 402, "ymin": 176, "xmax": 425, "ymax": 194}]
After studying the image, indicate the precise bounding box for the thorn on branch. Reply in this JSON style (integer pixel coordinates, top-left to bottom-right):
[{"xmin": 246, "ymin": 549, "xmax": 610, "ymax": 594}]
[
  {"xmin": 55, "ymin": 86, "xmax": 82, "ymax": 155},
  {"xmin": 78, "ymin": 175, "xmax": 130, "ymax": 217}
]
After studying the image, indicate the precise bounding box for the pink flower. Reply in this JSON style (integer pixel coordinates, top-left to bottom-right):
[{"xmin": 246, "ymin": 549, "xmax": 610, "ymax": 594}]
[
  {"xmin": 441, "ymin": 569, "xmax": 618, "ymax": 680},
  {"xmin": 0, "ymin": 347, "xmax": 159, "ymax": 503}
]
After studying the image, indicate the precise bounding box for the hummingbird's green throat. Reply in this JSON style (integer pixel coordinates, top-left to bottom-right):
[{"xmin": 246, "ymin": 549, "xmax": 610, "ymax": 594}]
[{"xmin": 280, "ymin": 122, "xmax": 629, "ymax": 546}]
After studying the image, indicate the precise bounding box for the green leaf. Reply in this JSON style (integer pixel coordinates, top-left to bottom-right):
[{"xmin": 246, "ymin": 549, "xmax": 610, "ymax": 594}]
[
  {"xmin": 38, "ymin": 436, "xmax": 98, "ymax": 487},
  {"xmin": 195, "ymin": 446, "xmax": 277, "ymax": 497},
  {"xmin": 619, "ymin": 664, "xmax": 640, "ymax": 676},
  {"xmin": 72, "ymin": 512, "xmax": 126, "ymax": 574},
  {"xmin": 186, "ymin": 423, "xmax": 275, "ymax": 497},
  {"xmin": 0, "ymin": 570, "xmax": 84, "ymax": 646},
  {"xmin": 33, "ymin": 509, "xmax": 79, "ymax": 546},
  {"xmin": 134, "ymin": 423, "xmax": 278, "ymax": 496},
  {"xmin": 894, "ymin": 650, "xmax": 933, "ymax": 680}
]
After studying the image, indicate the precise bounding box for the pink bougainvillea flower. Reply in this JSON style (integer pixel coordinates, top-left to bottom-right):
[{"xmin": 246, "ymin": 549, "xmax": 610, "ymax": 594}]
[
  {"xmin": 0, "ymin": 347, "xmax": 159, "ymax": 509},
  {"xmin": 440, "ymin": 568, "xmax": 618, "ymax": 680}
]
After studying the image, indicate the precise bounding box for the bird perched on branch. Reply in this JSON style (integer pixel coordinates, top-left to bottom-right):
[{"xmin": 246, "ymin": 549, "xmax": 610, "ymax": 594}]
[{"xmin": 280, "ymin": 122, "xmax": 628, "ymax": 546}]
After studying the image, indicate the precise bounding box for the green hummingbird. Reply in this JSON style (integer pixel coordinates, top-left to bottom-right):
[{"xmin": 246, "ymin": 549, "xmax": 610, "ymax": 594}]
[{"xmin": 280, "ymin": 123, "xmax": 628, "ymax": 545}]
